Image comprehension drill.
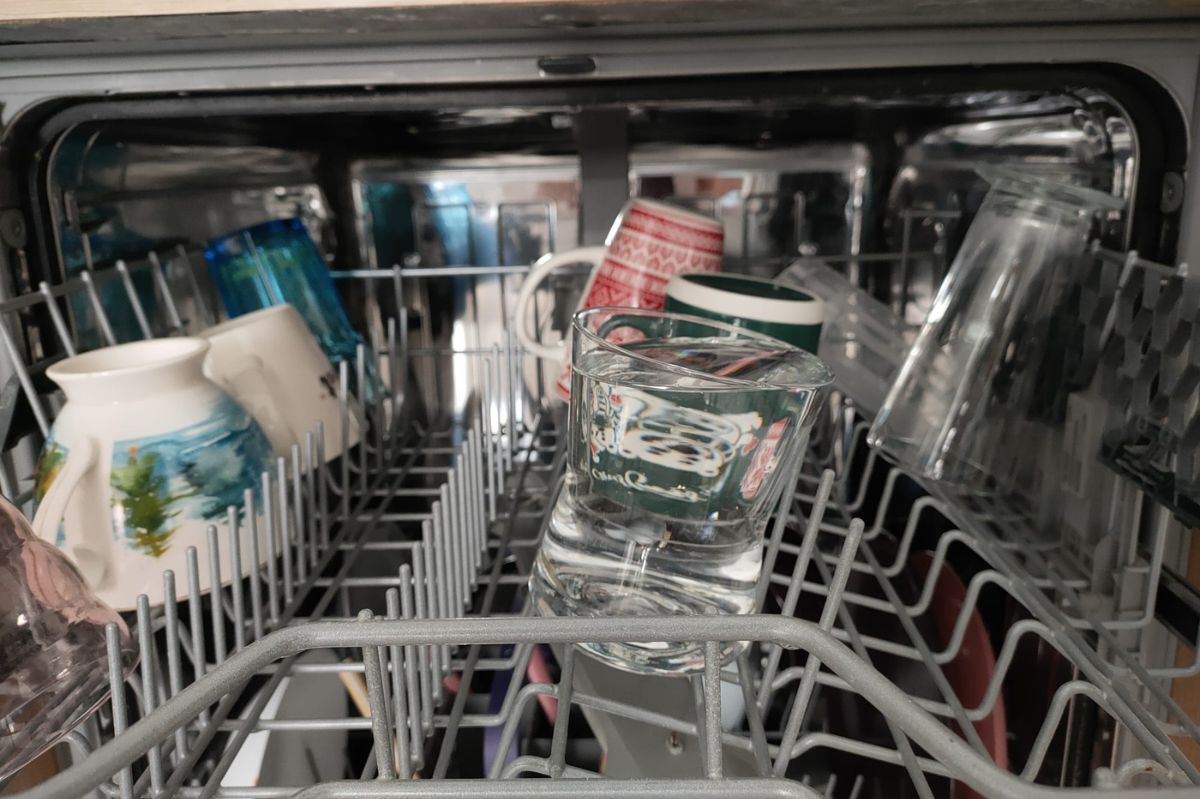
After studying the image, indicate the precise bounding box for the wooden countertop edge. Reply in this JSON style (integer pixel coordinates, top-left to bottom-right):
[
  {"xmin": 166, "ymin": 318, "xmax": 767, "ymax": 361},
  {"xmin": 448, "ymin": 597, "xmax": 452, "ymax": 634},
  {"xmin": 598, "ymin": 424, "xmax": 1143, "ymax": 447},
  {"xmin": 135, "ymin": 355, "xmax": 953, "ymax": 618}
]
[{"xmin": 0, "ymin": 0, "xmax": 644, "ymax": 24}]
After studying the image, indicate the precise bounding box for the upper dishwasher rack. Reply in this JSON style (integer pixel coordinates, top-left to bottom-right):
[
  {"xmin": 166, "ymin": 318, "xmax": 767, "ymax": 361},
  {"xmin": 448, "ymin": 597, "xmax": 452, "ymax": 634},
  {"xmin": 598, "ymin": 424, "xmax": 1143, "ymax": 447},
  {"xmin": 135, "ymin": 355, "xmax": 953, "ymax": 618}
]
[{"xmin": 0, "ymin": 242, "xmax": 1195, "ymax": 798}]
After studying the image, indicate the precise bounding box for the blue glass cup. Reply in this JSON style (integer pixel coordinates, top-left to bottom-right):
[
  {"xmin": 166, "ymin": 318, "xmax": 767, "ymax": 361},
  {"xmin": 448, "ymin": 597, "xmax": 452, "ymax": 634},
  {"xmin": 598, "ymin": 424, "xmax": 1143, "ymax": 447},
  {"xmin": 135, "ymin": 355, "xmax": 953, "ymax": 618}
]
[{"xmin": 204, "ymin": 218, "xmax": 383, "ymax": 402}]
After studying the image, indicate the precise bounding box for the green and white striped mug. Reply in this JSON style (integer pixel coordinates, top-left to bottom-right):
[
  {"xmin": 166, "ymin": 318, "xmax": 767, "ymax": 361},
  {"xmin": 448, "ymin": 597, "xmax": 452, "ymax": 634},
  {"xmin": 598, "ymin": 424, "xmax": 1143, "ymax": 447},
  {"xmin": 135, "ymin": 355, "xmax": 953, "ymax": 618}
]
[{"xmin": 664, "ymin": 272, "xmax": 824, "ymax": 354}]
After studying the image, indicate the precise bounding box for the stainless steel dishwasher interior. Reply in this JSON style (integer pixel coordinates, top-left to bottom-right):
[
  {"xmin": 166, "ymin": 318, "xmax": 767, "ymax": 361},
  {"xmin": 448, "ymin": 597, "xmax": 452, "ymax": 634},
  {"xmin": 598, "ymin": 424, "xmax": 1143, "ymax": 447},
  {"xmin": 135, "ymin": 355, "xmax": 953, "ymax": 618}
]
[{"xmin": 0, "ymin": 65, "xmax": 1197, "ymax": 798}]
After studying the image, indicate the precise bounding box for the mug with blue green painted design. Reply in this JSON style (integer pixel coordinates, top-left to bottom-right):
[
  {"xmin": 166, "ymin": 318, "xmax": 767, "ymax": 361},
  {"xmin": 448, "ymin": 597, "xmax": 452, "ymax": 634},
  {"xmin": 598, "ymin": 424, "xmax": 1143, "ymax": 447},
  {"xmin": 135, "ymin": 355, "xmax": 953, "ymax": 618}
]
[
  {"xmin": 31, "ymin": 338, "xmax": 275, "ymax": 611},
  {"xmin": 664, "ymin": 272, "xmax": 824, "ymax": 354}
]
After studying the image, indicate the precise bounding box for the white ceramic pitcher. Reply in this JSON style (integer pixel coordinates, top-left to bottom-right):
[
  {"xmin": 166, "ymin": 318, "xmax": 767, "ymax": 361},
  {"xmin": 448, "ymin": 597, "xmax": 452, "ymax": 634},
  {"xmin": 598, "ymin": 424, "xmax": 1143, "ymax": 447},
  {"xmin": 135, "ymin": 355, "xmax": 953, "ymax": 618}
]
[{"xmin": 31, "ymin": 338, "xmax": 275, "ymax": 611}]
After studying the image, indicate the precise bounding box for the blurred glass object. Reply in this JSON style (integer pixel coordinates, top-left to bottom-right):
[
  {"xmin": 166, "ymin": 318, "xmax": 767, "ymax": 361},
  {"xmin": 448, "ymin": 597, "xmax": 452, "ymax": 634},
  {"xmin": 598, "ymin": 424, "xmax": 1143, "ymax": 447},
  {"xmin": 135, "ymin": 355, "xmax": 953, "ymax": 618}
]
[
  {"xmin": 0, "ymin": 496, "xmax": 137, "ymax": 779},
  {"xmin": 205, "ymin": 218, "xmax": 384, "ymax": 401},
  {"xmin": 868, "ymin": 168, "xmax": 1121, "ymax": 490},
  {"xmin": 778, "ymin": 257, "xmax": 910, "ymax": 415}
]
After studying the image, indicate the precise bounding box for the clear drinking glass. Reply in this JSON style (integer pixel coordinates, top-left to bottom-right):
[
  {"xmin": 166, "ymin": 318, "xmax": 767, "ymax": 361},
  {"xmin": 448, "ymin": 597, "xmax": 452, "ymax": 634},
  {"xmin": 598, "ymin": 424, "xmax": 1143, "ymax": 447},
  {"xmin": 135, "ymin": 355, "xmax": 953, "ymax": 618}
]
[
  {"xmin": 0, "ymin": 496, "xmax": 137, "ymax": 779},
  {"xmin": 529, "ymin": 307, "xmax": 833, "ymax": 675},
  {"xmin": 205, "ymin": 218, "xmax": 384, "ymax": 401},
  {"xmin": 777, "ymin": 256, "xmax": 912, "ymax": 415},
  {"xmin": 867, "ymin": 168, "xmax": 1122, "ymax": 489}
]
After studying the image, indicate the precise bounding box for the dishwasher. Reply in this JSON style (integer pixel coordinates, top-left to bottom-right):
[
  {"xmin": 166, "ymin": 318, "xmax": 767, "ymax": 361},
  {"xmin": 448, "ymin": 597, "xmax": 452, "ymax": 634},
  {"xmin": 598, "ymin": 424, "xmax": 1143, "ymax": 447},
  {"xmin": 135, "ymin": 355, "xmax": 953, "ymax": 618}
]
[{"xmin": 0, "ymin": 6, "xmax": 1199, "ymax": 798}]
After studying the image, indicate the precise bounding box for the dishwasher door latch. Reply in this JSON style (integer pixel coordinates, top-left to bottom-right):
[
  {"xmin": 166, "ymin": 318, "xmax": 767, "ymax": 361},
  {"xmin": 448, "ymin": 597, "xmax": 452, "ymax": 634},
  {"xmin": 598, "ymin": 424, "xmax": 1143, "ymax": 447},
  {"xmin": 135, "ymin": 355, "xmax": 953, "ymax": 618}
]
[{"xmin": 537, "ymin": 55, "xmax": 598, "ymax": 77}]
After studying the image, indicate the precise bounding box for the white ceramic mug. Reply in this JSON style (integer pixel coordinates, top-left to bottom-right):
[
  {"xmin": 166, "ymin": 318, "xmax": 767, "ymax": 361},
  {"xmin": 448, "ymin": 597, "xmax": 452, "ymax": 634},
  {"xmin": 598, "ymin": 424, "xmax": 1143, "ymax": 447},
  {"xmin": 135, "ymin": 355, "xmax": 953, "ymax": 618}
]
[
  {"xmin": 201, "ymin": 304, "xmax": 359, "ymax": 462},
  {"xmin": 31, "ymin": 338, "xmax": 276, "ymax": 610}
]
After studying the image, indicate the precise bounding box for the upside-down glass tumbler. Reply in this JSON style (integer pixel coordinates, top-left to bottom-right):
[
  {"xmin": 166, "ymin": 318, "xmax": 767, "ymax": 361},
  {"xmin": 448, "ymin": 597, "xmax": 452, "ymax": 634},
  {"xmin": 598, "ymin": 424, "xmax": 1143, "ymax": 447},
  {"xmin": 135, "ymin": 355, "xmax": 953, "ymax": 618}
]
[{"xmin": 868, "ymin": 168, "xmax": 1122, "ymax": 490}]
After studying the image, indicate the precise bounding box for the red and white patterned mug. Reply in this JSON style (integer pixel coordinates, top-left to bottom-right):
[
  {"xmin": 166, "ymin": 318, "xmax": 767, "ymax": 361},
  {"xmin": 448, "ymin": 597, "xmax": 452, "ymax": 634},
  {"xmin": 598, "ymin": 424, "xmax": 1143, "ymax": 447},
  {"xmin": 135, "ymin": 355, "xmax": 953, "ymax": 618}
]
[{"xmin": 514, "ymin": 198, "xmax": 724, "ymax": 397}]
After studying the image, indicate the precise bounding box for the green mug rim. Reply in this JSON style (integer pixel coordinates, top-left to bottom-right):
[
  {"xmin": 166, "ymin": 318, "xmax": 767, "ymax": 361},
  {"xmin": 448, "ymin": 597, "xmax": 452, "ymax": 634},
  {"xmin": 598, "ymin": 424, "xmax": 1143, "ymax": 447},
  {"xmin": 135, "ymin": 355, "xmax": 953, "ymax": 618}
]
[{"xmin": 666, "ymin": 273, "xmax": 825, "ymax": 326}]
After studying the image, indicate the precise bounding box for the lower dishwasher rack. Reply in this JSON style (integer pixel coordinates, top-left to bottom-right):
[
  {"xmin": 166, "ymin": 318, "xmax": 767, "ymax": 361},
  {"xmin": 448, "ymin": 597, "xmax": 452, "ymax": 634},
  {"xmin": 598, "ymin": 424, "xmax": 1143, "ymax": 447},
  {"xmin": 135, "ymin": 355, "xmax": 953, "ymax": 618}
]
[
  {"xmin": 7, "ymin": 378, "xmax": 1198, "ymax": 797},
  {"xmin": 0, "ymin": 264, "xmax": 1198, "ymax": 798}
]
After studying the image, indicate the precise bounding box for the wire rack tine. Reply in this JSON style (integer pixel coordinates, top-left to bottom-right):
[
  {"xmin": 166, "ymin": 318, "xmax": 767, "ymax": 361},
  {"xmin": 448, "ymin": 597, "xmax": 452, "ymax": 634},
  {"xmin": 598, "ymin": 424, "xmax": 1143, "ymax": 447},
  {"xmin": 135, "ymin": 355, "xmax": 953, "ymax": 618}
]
[
  {"xmin": 547, "ymin": 645, "xmax": 576, "ymax": 778},
  {"xmin": 425, "ymin": 516, "xmax": 451, "ymax": 671},
  {"xmin": 382, "ymin": 594, "xmax": 412, "ymax": 779},
  {"xmin": 398, "ymin": 564, "xmax": 423, "ymax": 772},
  {"xmin": 316, "ymin": 419, "xmax": 330, "ymax": 546},
  {"xmin": 484, "ymin": 645, "xmax": 540, "ymax": 780},
  {"xmin": 184, "ymin": 546, "xmax": 210, "ymax": 726},
  {"xmin": 205, "ymin": 525, "xmax": 227, "ymax": 664},
  {"xmin": 244, "ymin": 487, "xmax": 265, "ymax": 641},
  {"xmin": 805, "ymin": 528, "xmax": 939, "ymax": 797},
  {"xmin": 773, "ymin": 518, "xmax": 863, "ymax": 777},
  {"xmin": 822, "ymin": 490, "xmax": 992, "ymax": 758},
  {"xmin": 339, "ymin": 359, "xmax": 351, "ymax": 518},
  {"xmin": 305, "ymin": 430, "xmax": 319, "ymax": 563},
  {"xmin": 411, "ymin": 541, "xmax": 436, "ymax": 727},
  {"xmin": 455, "ymin": 463, "xmax": 472, "ymax": 599},
  {"xmin": 114, "ymin": 260, "xmax": 153, "ymax": 339},
  {"xmin": 1022, "ymin": 681, "xmax": 1115, "ymax": 781},
  {"xmin": 481, "ymin": 369, "xmax": 498, "ymax": 522},
  {"xmin": 356, "ymin": 343, "xmax": 369, "ymax": 494},
  {"xmin": 445, "ymin": 468, "xmax": 462, "ymax": 606},
  {"xmin": 146, "ymin": 251, "xmax": 184, "ymax": 333},
  {"xmin": 172, "ymin": 244, "xmax": 215, "ymax": 328},
  {"xmin": 469, "ymin": 427, "xmax": 486, "ymax": 567},
  {"xmin": 135, "ymin": 595, "xmax": 165, "ymax": 793},
  {"xmin": 104, "ymin": 624, "xmax": 134, "ymax": 799},
  {"xmin": 701, "ymin": 638, "xmax": 724, "ymax": 779},
  {"xmin": 38, "ymin": 280, "xmax": 77, "ymax": 355},
  {"xmin": 261, "ymin": 469, "xmax": 281, "ymax": 625},
  {"xmin": 277, "ymin": 456, "xmax": 294, "ymax": 604},
  {"xmin": 360, "ymin": 610, "xmax": 398, "ymax": 780},
  {"xmin": 292, "ymin": 444, "xmax": 308, "ymax": 585},
  {"xmin": 79, "ymin": 269, "xmax": 118, "ymax": 347},
  {"xmin": 737, "ymin": 650, "xmax": 771, "ymax": 776},
  {"xmin": 161, "ymin": 571, "xmax": 188, "ymax": 765},
  {"xmin": 756, "ymin": 455, "xmax": 804, "ymax": 608},
  {"xmin": 0, "ymin": 313, "xmax": 49, "ymax": 436},
  {"xmin": 226, "ymin": 505, "xmax": 246, "ymax": 651},
  {"xmin": 760, "ymin": 469, "xmax": 835, "ymax": 708}
]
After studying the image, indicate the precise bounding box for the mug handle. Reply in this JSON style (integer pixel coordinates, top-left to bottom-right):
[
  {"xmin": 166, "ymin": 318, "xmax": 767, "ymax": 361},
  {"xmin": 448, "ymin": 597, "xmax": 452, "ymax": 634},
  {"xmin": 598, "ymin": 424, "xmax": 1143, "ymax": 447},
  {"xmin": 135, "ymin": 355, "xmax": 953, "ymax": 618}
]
[
  {"xmin": 221, "ymin": 353, "xmax": 297, "ymax": 455},
  {"xmin": 514, "ymin": 246, "xmax": 608, "ymax": 361},
  {"xmin": 31, "ymin": 435, "xmax": 108, "ymax": 587}
]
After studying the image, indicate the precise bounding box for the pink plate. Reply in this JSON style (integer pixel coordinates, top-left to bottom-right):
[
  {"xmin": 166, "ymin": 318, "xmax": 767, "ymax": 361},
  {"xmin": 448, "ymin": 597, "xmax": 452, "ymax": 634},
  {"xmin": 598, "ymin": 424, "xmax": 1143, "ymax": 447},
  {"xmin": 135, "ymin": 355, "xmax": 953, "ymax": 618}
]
[{"xmin": 910, "ymin": 552, "xmax": 1007, "ymax": 799}]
